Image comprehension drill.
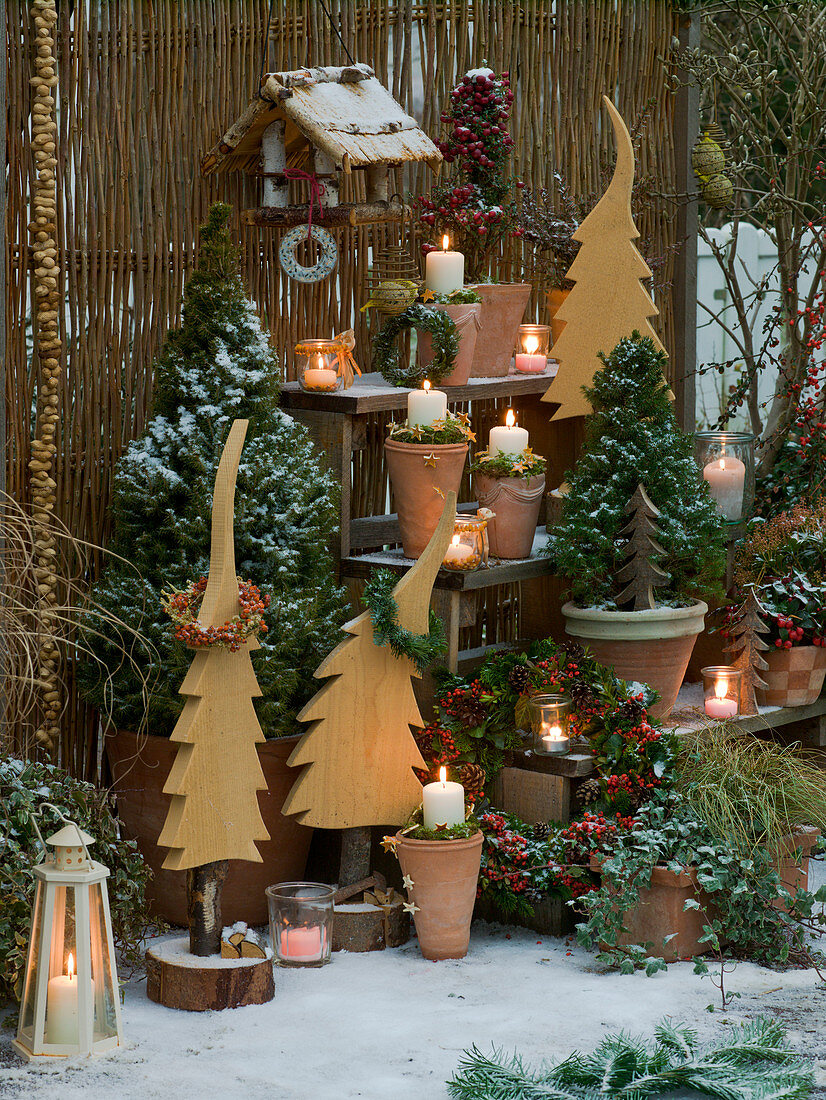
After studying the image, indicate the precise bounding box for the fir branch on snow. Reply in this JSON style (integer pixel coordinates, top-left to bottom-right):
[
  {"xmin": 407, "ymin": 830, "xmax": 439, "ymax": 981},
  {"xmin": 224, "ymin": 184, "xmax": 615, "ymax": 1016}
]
[
  {"xmin": 447, "ymin": 1017, "xmax": 814, "ymax": 1100},
  {"xmin": 362, "ymin": 569, "xmax": 446, "ymax": 674}
]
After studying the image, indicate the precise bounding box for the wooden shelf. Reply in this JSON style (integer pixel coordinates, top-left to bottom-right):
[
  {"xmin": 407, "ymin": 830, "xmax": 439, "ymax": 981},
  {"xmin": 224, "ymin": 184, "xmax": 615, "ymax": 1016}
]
[
  {"xmin": 666, "ymin": 683, "xmax": 826, "ymax": 747},
  {"xmin": 280, "ymin": 368, "xmax": 558, "ymax": 415}
]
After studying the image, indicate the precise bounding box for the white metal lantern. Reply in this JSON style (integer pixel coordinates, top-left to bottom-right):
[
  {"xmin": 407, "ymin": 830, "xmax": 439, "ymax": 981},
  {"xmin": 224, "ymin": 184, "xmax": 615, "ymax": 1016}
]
[{"xmin": 13, "ymin": 807, "xmax": 123, "ymax": 1060}]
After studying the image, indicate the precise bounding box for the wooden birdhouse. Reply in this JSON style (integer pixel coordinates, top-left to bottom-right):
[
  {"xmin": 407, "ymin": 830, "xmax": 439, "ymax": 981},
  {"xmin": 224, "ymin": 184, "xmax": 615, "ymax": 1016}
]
[{"xmin": 202, "ymin": 64, "xmax": 442, "ymax": 229}]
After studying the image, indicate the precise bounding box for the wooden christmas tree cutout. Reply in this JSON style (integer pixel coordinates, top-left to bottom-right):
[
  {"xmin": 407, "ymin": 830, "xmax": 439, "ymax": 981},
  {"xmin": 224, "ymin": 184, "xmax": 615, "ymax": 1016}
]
[
  {"xmin": 158, "ymin": 419, "xmax": 269, "ymax": 955},
  {"xmin": 283, "ymin": 492, "xmax": 457, "ymax": 830},
  {"xmin": 615, "ymin": 484, "xmax": 669, "ymax": 611},
  {"xmin": 724, "ymin": 585, "xmax": 770, "ymax": 716},
  {"xmin": 542, "ymin": 96, "xmax": 669, "ymax": 421}
]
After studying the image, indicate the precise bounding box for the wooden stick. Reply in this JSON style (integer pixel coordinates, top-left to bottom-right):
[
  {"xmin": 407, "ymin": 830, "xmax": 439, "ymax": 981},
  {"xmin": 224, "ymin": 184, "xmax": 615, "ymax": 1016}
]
[
  {"xmin": 240, "ymin": 200, "xmax": 409, "ymax": 228},
  {"xmin": 187, "ymin": 860, "xmax": 229, "ymax": 956}
]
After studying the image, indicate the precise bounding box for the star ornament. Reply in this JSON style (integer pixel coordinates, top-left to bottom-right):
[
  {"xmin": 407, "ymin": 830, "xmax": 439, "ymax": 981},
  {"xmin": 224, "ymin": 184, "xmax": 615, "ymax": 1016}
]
[
  {"xmin": 402, "ymin": 901, "xmax": 420, "ymax": 915},
  {"xmin": 423, "ymin": 452, "xmax": 440, "ymax": 468},
  {"xmin": 381, "ymin": 835, "xmax": 398, "ymax": 854},
  {"xmin": 402, "ymin": 874, "xmax": 414, "ymax": 891}
]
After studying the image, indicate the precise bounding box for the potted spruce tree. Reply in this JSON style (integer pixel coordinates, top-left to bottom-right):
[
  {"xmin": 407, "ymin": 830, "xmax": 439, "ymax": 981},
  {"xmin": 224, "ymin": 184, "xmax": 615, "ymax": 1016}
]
[
  {"xmin": 549, "ymin": 333, "xmax": 724, "ymax": 717},
  {"xmin": 79, "ymin": 204, "xmax": 348, "ymax": 926}
]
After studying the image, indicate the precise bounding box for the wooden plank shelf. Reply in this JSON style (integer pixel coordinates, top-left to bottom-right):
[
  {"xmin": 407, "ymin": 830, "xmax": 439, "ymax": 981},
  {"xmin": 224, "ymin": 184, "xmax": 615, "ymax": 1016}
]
[{"xmin": 665, "ymin": 683, "xmax": 826, "ymax": 748}]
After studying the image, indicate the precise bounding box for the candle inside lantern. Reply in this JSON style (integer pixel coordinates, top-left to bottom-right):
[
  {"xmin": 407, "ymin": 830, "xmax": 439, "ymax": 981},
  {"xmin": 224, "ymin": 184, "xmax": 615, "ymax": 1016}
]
[
  {"xmin": 280, "ymin": 925, "xmax": 325, "ymax": 963},
  {"xmin": 443, "ymin": 534, "xmax": 474, "ymax": 567},
  {"xmin": 303, "ymin": 353, "xmax": 338, "ymax": 390},
  {"xmin": 488, "ymin": 409, "xmax": 530, "ymax": 457},
  {"xmin": 704, "ymin": 677, "xmax": 738, "ymax": 719},
  {"xmin": 425, "ymin": 235, "xmax": 465, "ymax": 296},
  {"xmin": 539, "ymin": 722, "xmax": 569, "ymax": 755},
  {"xmin": 702, "ymin": 447, "xmax": 746, "ymax": 521},
  {"xmin": 514, "ymin": 334, "xmax": 547, "ymax": 374},
  {"xmin": 407, "ymin": 379, "xmax": 447, "ymax": 428},
  {"xmin": 46, "ymin": 953, "xmax": 88, "ymax": 1046},
  {"xmin": 422, "ymin": 766, "xmax": 465, "ymax": 829}
]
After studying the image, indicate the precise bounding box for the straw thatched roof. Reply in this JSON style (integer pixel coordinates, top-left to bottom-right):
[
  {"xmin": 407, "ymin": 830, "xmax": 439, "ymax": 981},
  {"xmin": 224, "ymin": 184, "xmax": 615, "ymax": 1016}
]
[{"xmin": 202, "ymin": 64, "xmax": 442, "ymax": 176}]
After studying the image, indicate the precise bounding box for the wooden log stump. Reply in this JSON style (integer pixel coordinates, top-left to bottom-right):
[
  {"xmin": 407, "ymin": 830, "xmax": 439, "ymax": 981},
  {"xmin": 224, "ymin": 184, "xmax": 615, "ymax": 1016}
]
[
  {"xmin": 332, "ymin": 899, "xmax": 409, "ymax": 953},
  {"xmin": 146, "ymin": 936, "xmax": 274, "ymax": 1012}
]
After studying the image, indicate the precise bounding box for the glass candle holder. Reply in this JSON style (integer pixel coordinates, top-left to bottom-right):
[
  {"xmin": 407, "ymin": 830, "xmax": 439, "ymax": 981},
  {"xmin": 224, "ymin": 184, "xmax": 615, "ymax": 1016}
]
[
  {"xmin": 528, "ymin": 693, "xmax": 572, "ymax": 755},
  {"xmin": 694, "ymin": 431, "xmax": 755, "ymax": 525},
  {"xmin": 442, "ymin": 513, "xmax": 489, "ymax": 572},
  {"xmin": 701, "ymin": 666, "xmax": 742, "ymax": 720},
  {"xmin": 296, "ymin": 339, "xmax": 342, "ymax": 394},
  {"xmin": 514, "ymin": 324, "xmax": 551, "ymax": 374},
  {"xmin": 266, "ymin": 882, "xmax": 335, "ymax": 968}
]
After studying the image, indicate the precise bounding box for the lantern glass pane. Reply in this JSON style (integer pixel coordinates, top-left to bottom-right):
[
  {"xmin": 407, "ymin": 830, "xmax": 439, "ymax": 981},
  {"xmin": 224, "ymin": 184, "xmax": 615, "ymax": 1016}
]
[
  {"xmin": 89, "ymin": 884, "xmax": 119, "ymax": 1040},
  {"xmin": 17, "ymin": 881, "xmax": 45, "ymax": 1046},
  {"xmin": 43, "ymin": 885, "xmax": 79, "ymax": 1047}
]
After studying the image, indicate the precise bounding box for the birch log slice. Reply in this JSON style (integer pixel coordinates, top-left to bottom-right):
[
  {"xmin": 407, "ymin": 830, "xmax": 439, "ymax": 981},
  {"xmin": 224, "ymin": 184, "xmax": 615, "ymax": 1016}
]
[{"xmin": 145, "ymin": 936, "xmax": 274, "ymax": 1011}]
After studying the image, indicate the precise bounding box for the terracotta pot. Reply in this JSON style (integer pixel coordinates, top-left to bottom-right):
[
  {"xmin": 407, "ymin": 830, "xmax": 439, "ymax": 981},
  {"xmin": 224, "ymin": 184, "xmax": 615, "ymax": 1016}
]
[
  {"xmin": 396, "ymin": 831, "xmax": 483, "ymax": 960},
  {"xmin": 106, "ymin": 729, "xmax": 313, "ymax": 927},
  {"xmin": 467, "ymin": 283, "xmax": 532, "ymax": 377},
  {"xmin": 474, "ymin": 472, "xmax": 545, "ymax": 559},
  {"xmin": 590, "ymin": 855, "xmax": 710, "ymax": 962},
  {"xmin": 756, "ymin": 646, "xmax": 826, "ymax": 708},
  {"xmin": 385, "ymin": 438, "xmax": 468, "ymax": 558},
  {"xmin": 417, "ymin": 302, "xmax": 481, "ymax": 387},
  {"xmin": 773, "ymin": 825, "xmax": 820, "ymax": 910},
  {"xmin": 546, "ymin": 287, "xmax": 570, "ymax": 347},
  {"xmin": 563, "ymin": 600, "xmax": 708, "ymax": 719}
]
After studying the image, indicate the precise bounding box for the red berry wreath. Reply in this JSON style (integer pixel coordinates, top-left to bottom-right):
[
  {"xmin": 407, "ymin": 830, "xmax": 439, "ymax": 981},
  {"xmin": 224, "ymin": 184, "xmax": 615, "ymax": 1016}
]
[{"xmin": 162, "ymin": 576, "xmax": 270, "ymax": 651}]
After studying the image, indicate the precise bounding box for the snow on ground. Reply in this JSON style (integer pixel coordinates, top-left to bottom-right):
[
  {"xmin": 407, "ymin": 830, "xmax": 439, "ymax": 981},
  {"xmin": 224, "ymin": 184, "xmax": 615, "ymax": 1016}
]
[{"xmin": 2, "ymin": 864, "xmax": 825, "ymax": 1100}]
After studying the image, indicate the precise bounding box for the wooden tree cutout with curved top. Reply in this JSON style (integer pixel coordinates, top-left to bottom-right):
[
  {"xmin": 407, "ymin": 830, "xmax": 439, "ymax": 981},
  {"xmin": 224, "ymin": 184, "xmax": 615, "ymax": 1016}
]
[
  {"xmin": 542, "ymin": 96, "xmax": 669, "ymax": 421},
  {"xmin": 283, "ymin": 492, "xmax": 457, "ymax": 830}
]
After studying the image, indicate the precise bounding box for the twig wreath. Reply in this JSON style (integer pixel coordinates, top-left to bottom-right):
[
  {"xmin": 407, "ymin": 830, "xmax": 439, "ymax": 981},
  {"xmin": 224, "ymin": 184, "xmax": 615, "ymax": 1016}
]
[
  {"xmin": 362, "ymin": 569, "xmax": 446, "ymax": 673},
  {"xmin": 162, "ymin": 576, "xmax": 270, "ymax": 650},
  {"xmin": 372, "ymin": 303, "xmax": 459, "ymax": 388}
]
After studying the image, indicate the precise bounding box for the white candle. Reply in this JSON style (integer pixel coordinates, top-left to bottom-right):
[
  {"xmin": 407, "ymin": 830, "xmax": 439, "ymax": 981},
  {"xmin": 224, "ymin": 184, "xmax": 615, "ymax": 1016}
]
[
  {"xmin": 539, "ymin": 722, "xmax": 569, "ymax": 755},
  {"xmin": 488, "ymin": 409, "xmax": 529, "ymax": 457},
  {"xmin": 422, "ymin": 766, "xmax": 465, "ymax": 829},
  {"xmin": 703, "ymin": 450, "xmax": 745, "ymax": 521},
  {"xmin": 425, "ymin": 235, "xmax": 465, "ymax": 295},
  {"xmin": 705, "ymin": 678, "xmax": 738, "ymax": 719},
  {"xmin": 280, "ymin": 925, "xmax": 324, "ymax": 963},
  {"xmin": 407, "ymin": 379, "xmax": 447, "ymax": 428},
  {"xmin": 46, "ymin": 953, "xmax": 90, "ymax": 1046},
  {"xmin": 514, "ymin": 335, "xmax": 547, "ymax": 374},
  {"xmin": 303, "ymin": 368, "xmax": 338, "ymax": 389},
  {"xmin": 443, "ymin": 534, "xmax": 474, "ymax": 567}
]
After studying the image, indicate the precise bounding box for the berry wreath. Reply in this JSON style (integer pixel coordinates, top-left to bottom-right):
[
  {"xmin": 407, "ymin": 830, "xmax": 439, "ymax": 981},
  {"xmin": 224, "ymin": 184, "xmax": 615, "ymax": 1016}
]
[
  {"xmin": 371, "ymin": 303, "xmax": 459, "ymax": 388},
  {"xmin": 162, "ymin": 576, "xmax": 270, "ymax": 651}
]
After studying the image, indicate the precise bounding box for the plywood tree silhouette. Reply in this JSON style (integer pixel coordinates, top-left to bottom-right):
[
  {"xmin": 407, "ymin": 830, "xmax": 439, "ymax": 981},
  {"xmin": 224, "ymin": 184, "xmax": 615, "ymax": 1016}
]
[
  {"xmin": 724, "ymin": 586, "xmax": 770, "ymax": 716},
  {"xmin": 158, "ymin": 420, "xmax": 269, "ymax": 951},
  {"xmin": 615, "ymin": 484, "xmax": 669, "ymax": 611},
  {"xmin": 542, "ymin": 96, "xmax": 669, "ymax": 421},
  {"xmin": 283, "ymin": 493, "xmax": 457, "ymax": 830}
]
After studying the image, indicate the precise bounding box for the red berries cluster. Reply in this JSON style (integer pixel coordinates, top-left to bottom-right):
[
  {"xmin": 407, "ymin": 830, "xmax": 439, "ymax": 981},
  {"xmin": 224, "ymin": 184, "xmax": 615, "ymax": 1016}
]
[
  {"xmin": 416, "ymin": 722, "xmax": 461, "ymax": 768},
  {"xmin": 606, "ymin": 772, "xmax": 657, "ymax": 795},
  {"xmin": 163, "ymin": 577, "xmax": 269, "ymax": 651},
  {"xmin": 479, "ymin": 812, "xmax": 532, "ymax": 893},
  {"xmin": 439, "ymin": 680, "xmax": 489, "ymax": 726},
  {"xmin": 436, "ymin": 69, "xmax": 515, "ymax": 171},
  {"xmin": 775, "ymin": 614, "xmax": 806, "ymax": 648}
]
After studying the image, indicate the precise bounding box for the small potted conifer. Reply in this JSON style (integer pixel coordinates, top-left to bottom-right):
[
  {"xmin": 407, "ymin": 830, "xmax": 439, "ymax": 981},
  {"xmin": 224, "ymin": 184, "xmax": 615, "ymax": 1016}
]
[
  {"xmin": 549, "ymin": 333, "xmax": 724, "ymax": 718},
  {"xmin": 471, "ymin": 446, "xmax": 547, "ymax": 559}
]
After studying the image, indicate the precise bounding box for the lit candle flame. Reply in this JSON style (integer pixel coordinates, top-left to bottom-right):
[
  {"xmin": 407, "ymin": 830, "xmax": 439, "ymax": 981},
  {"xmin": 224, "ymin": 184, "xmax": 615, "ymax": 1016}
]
[
  {"xmin": 67, "ymin": 953, "xmax": 74, "ymax": 981},
  {"xmin": 439, "ymin": 766, "xmax": 447, "ymax": 785},
  {"xmin": 316, "ymin": 354, "xmax": 325, "ymax": 370},
  {"xmin": 541, "ymin": 722, "xmax": 564, "ymax": 741},
  {"xmin": 451, "ymin": 534, "xmax": 460, "ymax": 547},
  {"xmin": 442, "ymin": 234, "xmax": 450, "ymax": 251},
  {"xmin": 714, "ymin": 678, "xmax": 728, "ymax": 701},
  {"xmin": 505, "ymin": 409, "xmax": 516, "ymax": 428},
  {"xmin": 423, "ymin": 379, "xmax": 431, "ymax": 393},
  {"xmin": 525, "ymin": 335, "xmax": 539, "ymax": 354}
]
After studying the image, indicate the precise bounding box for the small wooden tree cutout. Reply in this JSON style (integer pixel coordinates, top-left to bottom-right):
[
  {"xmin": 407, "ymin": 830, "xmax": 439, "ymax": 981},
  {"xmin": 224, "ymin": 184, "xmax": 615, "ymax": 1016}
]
[
  {"xmin": 282, "ymin": 493, "xmax": 457, "ymax": 830},
  {"xmin": 158, "ymin": 419, "xmax": 269, "ymax": 954},
  {"xmin": 542, "ymin": 96, "xmax": 669, "ymax": 421},
  {"xmin": 614, "ymin": 484, "xmax": 669, "ymax": 611},
  {"xmin": 724, "ymin": 585, "xmax": 770, "ymax": 716}
]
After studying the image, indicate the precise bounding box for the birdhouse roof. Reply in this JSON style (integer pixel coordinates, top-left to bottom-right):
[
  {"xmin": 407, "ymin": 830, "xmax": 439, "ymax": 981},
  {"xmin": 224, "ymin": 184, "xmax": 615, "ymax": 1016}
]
[
  {"xmin": 202, "ymin": 64, "xmax": 442, "ymax": 177},
  {"xmin": 47, "ymin": 823, "xmax": 95, "ymax": 848}
]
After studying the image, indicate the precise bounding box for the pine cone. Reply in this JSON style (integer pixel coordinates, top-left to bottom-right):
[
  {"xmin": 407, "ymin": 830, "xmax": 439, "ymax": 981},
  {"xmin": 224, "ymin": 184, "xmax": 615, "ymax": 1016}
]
[
  {"xmin": 531, "ymin": 821, "xmax": 551, "ymax": 841},
  {"xmin": 570, "ymin": 680, "xmax": 597, "ymax": 709},
  {"xmin": 564, "ymin": 642, "xmax": 585, "ymax": 662},
  {"xmin": 576, "ymin": 778, "xmax": 602, "ymax": 807},
  {"xmin": 617, "ymin": 698, "xmax": 644, "ymax": 723},
  {"xmin": 508, "ymin": 662, "xmax": 532, "ymax": 693},
  {"xmin": 457, "ymin": 763, "xmax": 486, "ymax": 798}
]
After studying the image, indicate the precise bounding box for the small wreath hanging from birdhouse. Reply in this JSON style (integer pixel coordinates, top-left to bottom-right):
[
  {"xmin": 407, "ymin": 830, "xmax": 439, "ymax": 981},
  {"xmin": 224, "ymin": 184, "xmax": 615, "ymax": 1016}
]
[{"xmin": 279, "ymin": 223, "xmax": 339, "ymax": 284}]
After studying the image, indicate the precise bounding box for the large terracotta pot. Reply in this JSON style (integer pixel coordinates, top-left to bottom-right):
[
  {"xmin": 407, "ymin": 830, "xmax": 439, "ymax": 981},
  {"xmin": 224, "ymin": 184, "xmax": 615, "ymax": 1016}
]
[
  {"xmin": 396, "ymin": 831, "xmax": 483, "ymax": 960},
  {"xmin": 546, "ymin": 287, "xmax": 570, "ymax": 347},
  {"xmin": 756, "ymin": 645, "xmax": 826, "ymax": 708},
  {"xmin": 385, "ymin": 438, "xmax": 468, "ymax": 558},
  {"xmin": 467, "ymin": 283, "xmax": 532, "ymax": 377},
  {"xmin": 417, "ymin": 302, "xmax": 481, "ymax": 387},
  {"xmin": 106, "ymin": 729, "xmax": 313, "ymax": 927},
  {"xmin": 474, "ymin": 471, "xmax": 545, "ymax": 559},
  {"xmin": 591, "ymin": 856, "xmax": 710, "ymax": 962},
  {"xmin": 563, "ymin": 600, "xmax": 708, "ymax": 719},
  {"xmin": 773, "ymin": 826, "xmax": 820, "ymax": 910}
]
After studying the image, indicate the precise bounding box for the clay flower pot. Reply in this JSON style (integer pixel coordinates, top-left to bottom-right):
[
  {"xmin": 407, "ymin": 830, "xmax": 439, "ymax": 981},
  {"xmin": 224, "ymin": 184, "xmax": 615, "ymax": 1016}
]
[
  {"xmin": 773, "ymin": 826, "xmax": 820, "ymax": 911},
  {"xmin": 467, "ymin": 283, "xmax": 532, "ymax": 377},
  {"xmin": 563, "ymin": 600, "xmax": 708, "ymax": 719},
  {"xmin": 106, "ymin": 729, "xmax": 313, "ymax": 926},
  {"xmin": 417, "ymin": 302, "xmax": 481, "ymax": 387},
  {"xmin": 756, "ymin": 645, "xmax": 826, "ymax": 708},
  {"xmin": 474, "ymin": 471, "xmax": 545, "ymax": 559},
  {"xmin": 546, "ymin": 287, "xmax": 570, "ymax": 347},
  {"xmin": 385, "ymin": 438, "xmax": 468, "ymax": 558},
  {"xmin": 396, "ymin": 831, "xmax": 483, "ymax": 960}
]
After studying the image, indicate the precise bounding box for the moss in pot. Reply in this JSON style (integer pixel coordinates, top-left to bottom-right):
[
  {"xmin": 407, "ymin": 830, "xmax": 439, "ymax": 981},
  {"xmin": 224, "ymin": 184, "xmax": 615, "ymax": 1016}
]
[{"xmin": 546, "ymin": 333, "xmax": 725, "ymax": 718}]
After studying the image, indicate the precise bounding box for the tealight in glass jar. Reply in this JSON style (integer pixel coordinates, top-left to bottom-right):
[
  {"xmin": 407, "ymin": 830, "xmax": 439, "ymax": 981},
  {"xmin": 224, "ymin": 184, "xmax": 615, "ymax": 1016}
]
[
  {"xmin": 514, "ymin": 324, "xmax": 551, "ymax": 374},
  {"xmin": 295, "ymin": 339, "xmax": 342, "ymax": 394},
  {"xmin": 528, "ymin": 693, "xmax": 572, "ymax": 755},
  {"xmin": 441, "ymin": 514, "xmax": 490, "ymax": 572}
]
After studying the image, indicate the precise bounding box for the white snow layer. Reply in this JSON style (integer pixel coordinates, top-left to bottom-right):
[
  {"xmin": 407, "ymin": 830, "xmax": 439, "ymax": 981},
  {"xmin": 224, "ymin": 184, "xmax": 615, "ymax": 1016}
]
[{"xmin": 3, "ymin": 870, "xmax": 825, "ymax": 1100}]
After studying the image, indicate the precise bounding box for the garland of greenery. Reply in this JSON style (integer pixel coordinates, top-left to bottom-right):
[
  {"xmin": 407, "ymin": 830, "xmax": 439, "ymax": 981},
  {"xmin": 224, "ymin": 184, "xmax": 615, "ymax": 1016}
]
[
  {"xmin": 387, "ymin": 409, "xmax": 475, "ymax": 446},
  {"xmin": 470, "ymin": 448, "xmax": 547, "ymax": 478},
  {"xmin": 362, "ymin": 569, "xmax": 446, "ymax": 673},
  {"xmin": 372, "ymin": 303, "xmax": 460, "ymax": 388}
]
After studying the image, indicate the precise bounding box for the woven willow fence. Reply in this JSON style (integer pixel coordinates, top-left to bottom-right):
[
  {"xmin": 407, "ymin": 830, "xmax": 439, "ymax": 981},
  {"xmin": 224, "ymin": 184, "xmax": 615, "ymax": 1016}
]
[{"xmin": 6, "ymin": 0, "xmax": 683, "ymax": 777}]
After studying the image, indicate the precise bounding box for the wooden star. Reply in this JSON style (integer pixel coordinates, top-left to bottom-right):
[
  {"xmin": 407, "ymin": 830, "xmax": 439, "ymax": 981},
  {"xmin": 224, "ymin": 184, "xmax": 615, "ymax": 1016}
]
[
  {"xmin": 380, "ymin": 835, "xmax": 398, "ymax": 854},
  {"xmin": 421, "ymin": 289, "xmax": 435, "ymax": 303},
  {"xmin": 402, "ymin": 900, "xmax": 420, "ymax": 915},
  {"xmin": 423, "ymin": 452, "xmax": 440, "ymax": 467},
  {"xmin": 402, "ymin": 874, "xmax": 414, "ymax": 891},
  {"xmin": 409, "ymin": 424, "xmax": 423, "ymax": 441}
]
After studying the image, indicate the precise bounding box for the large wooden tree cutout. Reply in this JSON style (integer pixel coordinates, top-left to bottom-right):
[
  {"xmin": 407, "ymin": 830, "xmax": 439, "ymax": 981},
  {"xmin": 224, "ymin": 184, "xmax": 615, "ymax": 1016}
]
[
  {"xmin": 283, "ymin": 493, "xmax": 457, "ymax": 830},
  {"xmin": 542, "ymin": 96, "xmax": 669, "ymax": 421},
  {"xmin": 158, "ymin": 420, "xmax": 269, "ymax": 953}
]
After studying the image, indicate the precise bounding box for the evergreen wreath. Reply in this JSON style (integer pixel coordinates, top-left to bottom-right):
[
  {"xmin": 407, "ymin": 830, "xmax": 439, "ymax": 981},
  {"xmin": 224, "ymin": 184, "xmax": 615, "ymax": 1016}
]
[
  {"xmin": 162, "ymin": 576, "xmax": 270, "ymax": 651},
  {"xmin": 372, "ymin": 303, "xmax": 459, "ymax": 388},
  {"xmin": 362, "ymin": 569, "xmax": 446, "ymax": 673}
]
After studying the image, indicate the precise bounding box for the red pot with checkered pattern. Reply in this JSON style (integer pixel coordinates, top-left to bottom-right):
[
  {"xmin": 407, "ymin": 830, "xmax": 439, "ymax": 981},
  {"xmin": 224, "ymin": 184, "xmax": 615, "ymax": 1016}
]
[{"xmin": 756, "ymin": 645, "xmax": 826, "ymax": 708}]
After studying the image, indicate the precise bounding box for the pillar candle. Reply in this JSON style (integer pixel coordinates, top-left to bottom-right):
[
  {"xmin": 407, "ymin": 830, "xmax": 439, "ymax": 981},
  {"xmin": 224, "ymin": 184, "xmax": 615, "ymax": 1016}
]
[
  {"xmin": 280, "ymin": 925, "xmax": 324, "ymax": 963},
  {"xmin": 407, "ymin": 380, "xmax": 447, "ymax": 428},
  {"xmin": 45, "ymin": 954, "xmax": 91, "ymax": 1046},
  {"xmin": 488, "ymin": 409, "xmax": 529, "ymax": 457},
  {"xmin": 703, "ymin": 452, "xmax": 745, "ymax": 521},
  {"xmin": 425, "ymin": 235, "xmax": 465, "ymax": 296},
  {"xmin": 422, "ymin": 767, "xmax": 465, "ymax": 829}
]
